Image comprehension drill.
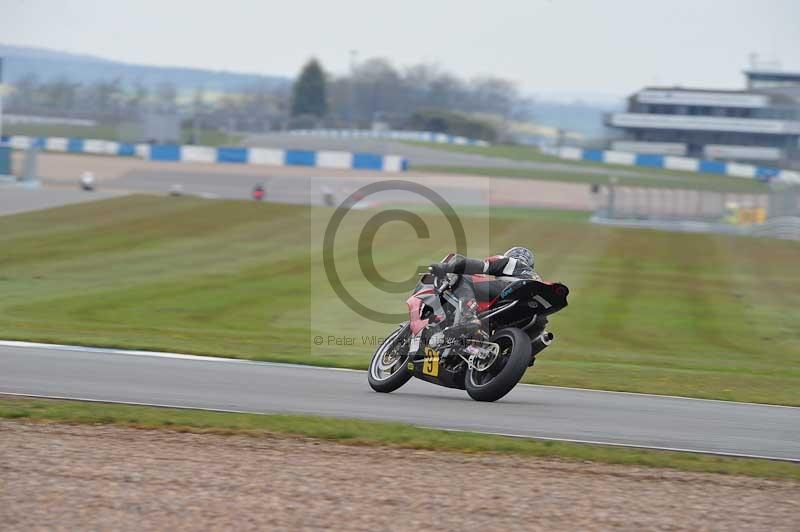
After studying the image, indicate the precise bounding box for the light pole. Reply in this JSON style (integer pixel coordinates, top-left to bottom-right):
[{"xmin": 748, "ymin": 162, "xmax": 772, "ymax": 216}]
[
  {"xmin": 348, "ymin": 50, "xmax": 358, "ymax": 128},
  {"xmin": 0, "ymin": 57, "xmax": 5, "ymax": 140}
]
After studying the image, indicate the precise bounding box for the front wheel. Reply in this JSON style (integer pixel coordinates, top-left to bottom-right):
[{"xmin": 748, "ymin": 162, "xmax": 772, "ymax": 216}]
[
  {"xmin": 465, "ymin": 328, "xmax": 531, "ymax": 402},
  {"xmin": 368, "ymin": 324, "xmax": 413, "ymax": 393}
]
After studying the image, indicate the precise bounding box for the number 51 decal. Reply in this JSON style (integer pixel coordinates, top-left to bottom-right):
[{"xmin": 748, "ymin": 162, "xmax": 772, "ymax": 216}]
[{"xmin": 423, "ymin": 347, "xmax": 439, "ymax": 377}]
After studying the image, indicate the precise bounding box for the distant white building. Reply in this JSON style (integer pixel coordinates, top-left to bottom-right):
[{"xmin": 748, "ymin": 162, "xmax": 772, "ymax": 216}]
[{"xmin": 607, "ymin": 69, "xmax": 800, "ymax": 167}]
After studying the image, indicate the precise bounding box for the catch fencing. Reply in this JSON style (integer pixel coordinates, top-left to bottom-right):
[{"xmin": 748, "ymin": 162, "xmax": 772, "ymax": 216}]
[{"xmin": 592, "ymin": 184, "xmax": 800, "ymax": 240}]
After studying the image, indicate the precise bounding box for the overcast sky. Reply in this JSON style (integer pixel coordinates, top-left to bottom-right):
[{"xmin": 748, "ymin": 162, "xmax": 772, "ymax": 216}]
[{"xmin": 2, "ymin": 0, "xmax": 799, "ymax": 100}]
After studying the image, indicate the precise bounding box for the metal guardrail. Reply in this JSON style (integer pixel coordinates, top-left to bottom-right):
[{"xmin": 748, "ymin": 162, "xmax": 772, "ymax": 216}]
[
  {"xmin": 753, "ymin": 217, "xmax": 800, "ymax": 240},
  {"xmin": 591, "ymin": 214, "xmax": 800, "ymax": 241},
  {"xmin": 591, "ymin": 183, "xmax": 800, "ymax": 241},
  {"xmin": 288, "ymin": 129, "xmax": 490, "ymax": 146}
]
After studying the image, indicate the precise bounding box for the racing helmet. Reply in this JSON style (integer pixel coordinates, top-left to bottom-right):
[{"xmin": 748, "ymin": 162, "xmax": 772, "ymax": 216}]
[{"xmin": 504, "ymin": 246, "xmax": 534, "ymax": 269}]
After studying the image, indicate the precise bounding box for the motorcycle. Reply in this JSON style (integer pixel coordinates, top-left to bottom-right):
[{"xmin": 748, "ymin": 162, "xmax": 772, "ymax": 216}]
[
  {"xmin": 252, "ymin": 184, "xmax": 266, "ymax": 201},
  {"xmin": 368, "ymin": 254, "xmax": 569, "ymax": 402}
]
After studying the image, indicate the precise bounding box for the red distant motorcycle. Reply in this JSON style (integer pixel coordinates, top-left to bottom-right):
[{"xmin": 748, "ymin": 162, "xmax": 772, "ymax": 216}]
[{"xmin": 252, "ymin": 184, "xmax": 265, "ymax": 201}]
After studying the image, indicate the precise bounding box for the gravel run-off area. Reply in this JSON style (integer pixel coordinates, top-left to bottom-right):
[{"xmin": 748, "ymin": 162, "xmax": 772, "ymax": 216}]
[{"xmin": 1, "ymin": 421, "xmax": 798, "ymax": 531}]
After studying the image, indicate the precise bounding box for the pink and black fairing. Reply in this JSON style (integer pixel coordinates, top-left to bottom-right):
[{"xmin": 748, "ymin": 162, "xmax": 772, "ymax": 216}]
[
  {"xmin": 477, "ymin": 279, "xmax": 569, "ymax": 331},
  {"xmin": 407, "ymin": 273, "xmax": 568, "ymax": 336},
  {"xmin": 406, "ymin": 287, "xmax": 444, "ymax": 336}
]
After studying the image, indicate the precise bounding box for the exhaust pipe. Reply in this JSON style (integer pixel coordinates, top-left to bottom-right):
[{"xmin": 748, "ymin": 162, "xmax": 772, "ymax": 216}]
[{"xmin": 529, "ymin": 331, "xmax": 554, "ymax": 366}]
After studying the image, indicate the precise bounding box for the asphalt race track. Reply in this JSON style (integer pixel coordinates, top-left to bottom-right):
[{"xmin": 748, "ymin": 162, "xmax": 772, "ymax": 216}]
[
  {"xmin": 1, "ymin": 341, "xmax": 798, "ymax": 461},
  {"xmin": 0, "ymin": 187, "xmax": 128, "ymax": 216}
]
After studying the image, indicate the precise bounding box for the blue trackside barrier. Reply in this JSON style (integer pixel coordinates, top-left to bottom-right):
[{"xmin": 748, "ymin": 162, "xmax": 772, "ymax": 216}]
[
  {"xmin": 541, "ymin": 146, "xmax": 800, "ymax": 185},
  {"xmin": 117, "ymin": 143, "xmax": 136, "ymax": 156},
  {"xmin": 3, "ymin": 135, "xmax": 409, "ymax": 172},
  {"xmin": 635, "ymin": 154, "xmax": 665, "ymax": 168},
  {"xmin": 150, "ymin": 144, "xmax": 181, "ymax": 161},
  {"xmin": 581, "ymin": 149, "xmax": 604, "ymax": 162},
  {"xmin": 66, "ymin": 138, "xmax": 84, "ymax": 153},
  {"xmin": 698, "ymin": 160, "xmax": 727, "ymax": 174},
  {"xmin": 216, "ymin": 147, "xmax": 248, "ymax": 164},
  {"xmin": 0, "ymin": 144, "xmax": 11, "ymax": 175},
  {"xmin": 284, "ymin": 149, "xmax": 316, "ymax": 166},
  {"xmin": 353, "ymin": 152, "xmax": 384, "ymax": 170}
]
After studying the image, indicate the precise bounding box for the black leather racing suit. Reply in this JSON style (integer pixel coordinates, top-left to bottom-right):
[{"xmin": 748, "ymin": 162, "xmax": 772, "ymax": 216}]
[{"xmin": 435, "ymin": 254, "xmax": 541, "ymax": 338}]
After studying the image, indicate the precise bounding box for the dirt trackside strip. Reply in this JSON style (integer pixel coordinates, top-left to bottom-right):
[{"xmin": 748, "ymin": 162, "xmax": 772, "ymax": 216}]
[{"xmin": 1, "ymin": 420, "xmax": 799, "ymax": 531}]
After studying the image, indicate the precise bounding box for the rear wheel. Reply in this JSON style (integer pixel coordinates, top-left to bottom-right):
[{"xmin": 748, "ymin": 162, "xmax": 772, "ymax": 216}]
[
  {"xmin": 368, "ymin": 324, "xmax": 413, "ymax": 393},
  {"xmin": 465, "ymin": 327, "xmax": 531, "ymax": 402}
]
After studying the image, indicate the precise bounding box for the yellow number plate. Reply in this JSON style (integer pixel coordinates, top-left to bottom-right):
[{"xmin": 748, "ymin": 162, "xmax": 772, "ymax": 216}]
[{"xmin": 422, "ymin": 347, "xmax": 439, "ymax": 377}]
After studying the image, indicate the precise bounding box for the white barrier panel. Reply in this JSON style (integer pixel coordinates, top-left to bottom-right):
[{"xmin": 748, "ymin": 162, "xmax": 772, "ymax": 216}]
[
  {"xmin": 382, "ymin": 155, "xmax": 406, "ymax": 173},
  {"xmin": 248, "ymin": 148, "xmax": 284, "ymax": 166},
  {"xmin": 779, "ymin": 170, "xmax": 800, "ymax": 184},
  {"xmin": 664, "ymin": 156, "xmax": 700, "ymax": 172},
  {"xmin": 46, "ymin": 137, "xmax": 69, "ymax": 152},
  {"xmin": 83, "ymin": 139, "xmax": 107, "ymax": 154},
  {"xmin": 10, "ymin": 136, "xmax": 32, "ymax": 149},
  {"xmin": 135, "ymin": 144, "xmax": 151, "ymax": 159},
  {"xmin": 704, "ymin": 145, "xmax": 782, "ymax": 160},
  {"xmin": 103, "ymin": 141, "xmax": 120, "ymax": 155},
  {"xmin": 612, "ymin": 141, "xmax": 687, "ymax": 156},
  {"xmin": 316, "ymin": 151, "xmax": 353, "ymax": 169},
  {"xmin": 603, "ymin": 151, "xmax": 636, "ymax": 165},
  {"xmin": 181, "ymin": 146, "xmax": 216, "ymax": 163},
  {"xmin": 559, "ymin": 146, "xmax": 582, "ymax": 160},
  {"xmin": 725, "ymin": 163, "xmax": 757, "ymax": 179}
]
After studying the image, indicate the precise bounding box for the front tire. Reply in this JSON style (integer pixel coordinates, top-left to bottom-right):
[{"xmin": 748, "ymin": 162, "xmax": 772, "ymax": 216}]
[
  {"xmin": 368, "ymin": 324, "xmax": 413, "ymax": 393},
  {"xmin": 465, "ymin": 327, "xmax": 531, "ymax": 402}
]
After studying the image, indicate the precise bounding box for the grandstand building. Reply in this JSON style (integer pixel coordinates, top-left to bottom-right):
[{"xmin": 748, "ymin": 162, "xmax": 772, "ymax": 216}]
[{"xmin": 607, "ymin": 69, "xmax": 800, "ymax": 167}]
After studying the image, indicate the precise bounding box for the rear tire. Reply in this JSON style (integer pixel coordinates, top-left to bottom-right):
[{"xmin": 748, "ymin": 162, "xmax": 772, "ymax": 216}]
[
  {"xmin": 368, "ymin": 324, "xmax": 413, "ymax": 393},
  {"xmin": 465, "ymin": 327, "xmax": 531, "ymax": 402}
]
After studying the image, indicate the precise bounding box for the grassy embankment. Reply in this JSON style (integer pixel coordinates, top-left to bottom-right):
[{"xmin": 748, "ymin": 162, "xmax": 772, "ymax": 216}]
[
  {"xmin": 2, "ymin": 123, "xmax": 241, "ymax": 146},
  {"xmin": 2, "ymin": 397, "xmax": 797, "ymax": 480},
  {"xmin": 1, "ymin": 195, "xmax": 798, "ymax": 404},
  {"xmin": 409, "ymin": 142, "xmax": 770, "ymax": 193}
]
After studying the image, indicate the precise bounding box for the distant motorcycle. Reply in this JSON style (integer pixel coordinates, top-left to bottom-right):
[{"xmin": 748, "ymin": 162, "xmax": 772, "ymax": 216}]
[
  {"xmin": 368, "ymin": 254, "xmax": 569, "ymax": 402},
  {"xmin": 252, "ymin": 184, "xmax": 265, "ymax": 201},
  {"xmin": 79, "ymin": 172, "xmax": 95, "ymax": 191}
]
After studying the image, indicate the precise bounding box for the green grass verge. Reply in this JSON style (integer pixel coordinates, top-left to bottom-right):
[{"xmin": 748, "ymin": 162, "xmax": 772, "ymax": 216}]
[
  {"xmin": 4, "ymin": 123, "xmax": 122, "ymax": 141},
  {"xmin": 1, "ymin": 195, "xmax": 798, "ymax": 405},
  {"xmin": 405, "ymin": 141, "xmax": 568, "ymax": 164},
  {"xmin": 2, "ymin": 123, "xmax": 242, "ymax": 146},
  {"xmin": 407, "ymin": 142, "xmax": 769, "ymax": 193},
  {"xmin": 415, "ymin": 165, "xmax": 769, "ymax": 193},
  {"xmin": 2, "ymin": 397, "xmax": 797, "ymax": 480}
]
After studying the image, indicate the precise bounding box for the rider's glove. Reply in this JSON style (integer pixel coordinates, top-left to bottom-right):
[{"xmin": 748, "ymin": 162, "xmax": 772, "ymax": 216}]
[{"xmin": 428, "ymin": 263, "xmax": 447, "ymax": 279}]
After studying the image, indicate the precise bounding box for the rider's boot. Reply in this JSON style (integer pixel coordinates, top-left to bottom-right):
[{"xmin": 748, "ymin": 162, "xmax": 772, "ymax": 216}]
[
  {"xmin": 428, "ymin": 319, "xmax": 482, "ymax": 350},
  {"xmin": 442, "ymin": 318, "xmax": 481, "ymax": 343}
]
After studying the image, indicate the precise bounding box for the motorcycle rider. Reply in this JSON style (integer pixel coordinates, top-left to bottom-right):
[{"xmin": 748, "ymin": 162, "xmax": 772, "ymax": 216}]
[{"xmin": 428, "ymin": 247, "xmax": 539, "ymax": 344}]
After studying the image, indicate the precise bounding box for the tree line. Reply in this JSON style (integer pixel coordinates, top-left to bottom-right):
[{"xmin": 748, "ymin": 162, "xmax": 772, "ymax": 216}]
[
  {"xmin": 6, "ymin": 57, "xmax": 532, "ymax": 141},
  {"xmin": 292, "ymin": 57, "xmax": 533, "ymax": 140}
]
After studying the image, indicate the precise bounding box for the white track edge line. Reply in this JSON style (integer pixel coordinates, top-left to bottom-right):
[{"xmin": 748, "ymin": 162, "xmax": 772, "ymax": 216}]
[
  {"xmin": 1, "ymin": 339, "xmax": 797, "ymax": 410},
  {"xmin": 0, "ymin": 340, "xmax": 360, "ymax": 373},
  {"xmin": 418, "ymin": 426, "xmax": 800, "ymax": 463},
  {"xmin": 2, "ymin": 392, "xmax": 797, "ymax": 463}
]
